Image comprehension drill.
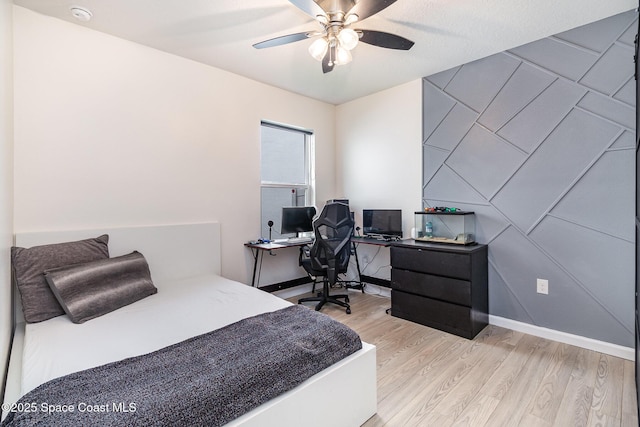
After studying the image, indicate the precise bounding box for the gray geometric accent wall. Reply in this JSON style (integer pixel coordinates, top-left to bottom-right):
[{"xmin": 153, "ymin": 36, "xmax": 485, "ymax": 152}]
[{"xmin": 422, "ymin": 11, "xmax": 637, "ymax": 347}]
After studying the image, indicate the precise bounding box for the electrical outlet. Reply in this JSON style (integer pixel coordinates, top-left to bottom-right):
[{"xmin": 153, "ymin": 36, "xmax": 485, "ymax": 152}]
[{"xmin": 536, "ymin": 278, "xmax": 548, "ymax": 295}]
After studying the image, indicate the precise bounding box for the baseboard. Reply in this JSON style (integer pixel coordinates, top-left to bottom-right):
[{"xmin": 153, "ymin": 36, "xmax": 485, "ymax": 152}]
[
  {"xmin": 363, "ymin": 284, "xmax": 391, "ymax": 298},
  {"xmin": 271, "ymin": 283, "xmax": 314, "ymax": 300},
  {"xmin": 489, "ymin": 315, "xmax": 635, "ymax": 361}
]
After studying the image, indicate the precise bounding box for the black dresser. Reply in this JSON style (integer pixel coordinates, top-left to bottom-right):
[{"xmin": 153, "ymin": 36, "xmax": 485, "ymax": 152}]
[{"xmin": 390, "ymin": 240, "xmax": 488, "ymax": 339}]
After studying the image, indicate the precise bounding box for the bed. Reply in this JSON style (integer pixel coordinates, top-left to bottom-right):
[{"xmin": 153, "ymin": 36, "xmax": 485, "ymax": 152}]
[{"xmin": 1, "ymin": 223, "xmax": 377, "ymax": 426}]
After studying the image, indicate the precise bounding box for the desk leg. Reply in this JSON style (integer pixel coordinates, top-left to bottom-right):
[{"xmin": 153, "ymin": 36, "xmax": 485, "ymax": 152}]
[
  {"xmin": 250, "ymin": 248, "xmax": 261, "ymax": 287},
  {"xmin": 346, "ymin": 243, "xmax": 365, "ymax": 292}
]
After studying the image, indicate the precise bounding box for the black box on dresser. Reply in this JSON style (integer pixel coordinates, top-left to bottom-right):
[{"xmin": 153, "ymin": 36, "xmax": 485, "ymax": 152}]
[{"xmin": 390, "ymin": 240, "xmax": 488, "ymax": 339}]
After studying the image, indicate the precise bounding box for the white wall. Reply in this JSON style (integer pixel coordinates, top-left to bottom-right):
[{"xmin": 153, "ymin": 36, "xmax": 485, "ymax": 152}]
[
  {"xmin": 0, "ymin": 0, "xmax": 13, "ymax": 400},
  {"xmin": 336, "ymin": 81, "xmax": 422, "ymax": 280},
  {"xmin": 12, "ymin": 6, "xmax": 336, "ymax": 285}
]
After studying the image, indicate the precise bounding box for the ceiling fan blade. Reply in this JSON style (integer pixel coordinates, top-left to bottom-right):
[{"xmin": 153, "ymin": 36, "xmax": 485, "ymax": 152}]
[
  {"xmin": 322, "ymin": 51, "xmax": 334, "ymax": 73},
  {"xmin": 357, "ymin": 30, "xmax": 414, "ymax": 50},
  {"xmin": 253, "ymin": 32, "xmax": 312, "ymax": 49},
  {"xmin": 289, "ymin": 0, "xmax": 326, "ymax": 18},
  {"xmin": 347, "ymin": 0, "xmax": 397, "ymax": 22}
]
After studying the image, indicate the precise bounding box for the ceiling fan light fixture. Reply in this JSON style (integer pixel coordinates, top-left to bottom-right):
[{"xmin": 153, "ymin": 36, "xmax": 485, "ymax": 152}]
[
  {"xmin": 337, "ymin": 28, "xmax": 359, "ymax": 50},
  {"xmin": 254, "ymin": 0, "xmax": 414, "ymax": 73},
  {"xmin": 316, "ymin": 14, "xmax": 329, "ymax": 25},
  {"xmin": 308, "ymin": 37, "xmax": 329, "ymax": 61},
  {"xmin": 344, "ymin": 13, "xmax": 359, "ymax": 25},
  {"xmin": 334, "ymin": 45, "xmax": 352, "ymax": 65}
]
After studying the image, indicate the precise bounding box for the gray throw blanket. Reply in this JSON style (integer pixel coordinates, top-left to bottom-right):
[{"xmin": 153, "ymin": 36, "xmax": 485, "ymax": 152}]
[{"xmin": 1, "ymin": 305, "xmax": 362, "ymax": 426}]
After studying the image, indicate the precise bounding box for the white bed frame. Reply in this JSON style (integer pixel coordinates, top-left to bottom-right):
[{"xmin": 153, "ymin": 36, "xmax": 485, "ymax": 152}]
[{"xmin": 3, "ymin": 223, "xmax": 377, "ymax": 426}]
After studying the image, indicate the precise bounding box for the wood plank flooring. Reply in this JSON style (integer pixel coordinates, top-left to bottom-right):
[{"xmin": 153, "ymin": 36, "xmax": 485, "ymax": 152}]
[{"xmin": 288, "ymin": 289, "xmax": 638, "ymax": 427}]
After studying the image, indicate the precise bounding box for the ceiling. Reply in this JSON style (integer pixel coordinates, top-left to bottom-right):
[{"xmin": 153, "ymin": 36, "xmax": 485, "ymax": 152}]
[{"xmin": 13, "ymin": 0, "xmax": 637, "ymax": 105}]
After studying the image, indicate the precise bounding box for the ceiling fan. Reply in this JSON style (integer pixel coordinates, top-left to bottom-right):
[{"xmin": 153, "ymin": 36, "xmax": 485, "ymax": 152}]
[{"xmin": 253, "ymin": 0, "xmax": 414, "ymax": 73}]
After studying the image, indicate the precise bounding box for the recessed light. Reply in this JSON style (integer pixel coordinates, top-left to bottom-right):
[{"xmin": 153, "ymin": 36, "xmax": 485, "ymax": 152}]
[{"xmin": 70, "ymin": 6, "xmax": 92, "ymax": 22}]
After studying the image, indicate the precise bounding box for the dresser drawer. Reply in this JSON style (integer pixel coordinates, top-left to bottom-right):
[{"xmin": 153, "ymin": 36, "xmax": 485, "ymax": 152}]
[
  {"xmin": 391, "ymin": 246, "xmax": 470, "ymax": 280},
  {"xmin": 391, "ymin": 290, "xmax": 478, "ymax": 339},
  {"xmin": 391, "ymin": 268, "xmax": 471, "ymax": 306}
]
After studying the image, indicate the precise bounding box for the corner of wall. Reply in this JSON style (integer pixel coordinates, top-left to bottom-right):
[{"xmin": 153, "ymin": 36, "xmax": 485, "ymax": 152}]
[{"xmin": 0, "ymin": 0, "xmax": 14, "ymax": 404}]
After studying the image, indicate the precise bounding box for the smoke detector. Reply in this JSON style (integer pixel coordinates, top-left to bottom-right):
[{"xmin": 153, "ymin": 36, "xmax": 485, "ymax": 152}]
[{"xmin": 70, "ymin": 6, "xmax": 92, "ymax": 22}]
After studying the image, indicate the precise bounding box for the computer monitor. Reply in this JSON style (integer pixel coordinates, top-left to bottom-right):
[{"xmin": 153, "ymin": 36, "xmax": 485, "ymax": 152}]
[
  {"xmin": 281, "ymin": 206, "xmax": 317, "ymax": 235},
  {"xmin": 363, "ymin": 209, "xmax": 402, "ymax": 238}
]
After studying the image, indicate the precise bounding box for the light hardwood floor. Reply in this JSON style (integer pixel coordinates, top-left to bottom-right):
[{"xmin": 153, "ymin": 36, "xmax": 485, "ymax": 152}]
[{"xmin": 289, "ymin": 289, "xmax": 638, "ymax": 427}]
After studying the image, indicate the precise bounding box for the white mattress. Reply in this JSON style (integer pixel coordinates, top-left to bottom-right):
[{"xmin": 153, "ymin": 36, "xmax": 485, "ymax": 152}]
[{"xmin": 21, "ymin": 274, "xmax": 291, "ymax": 396}]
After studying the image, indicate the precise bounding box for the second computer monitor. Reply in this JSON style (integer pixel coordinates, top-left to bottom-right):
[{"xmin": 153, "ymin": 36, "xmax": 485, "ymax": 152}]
[{"xmin": 363, "ymin": 209, "xmax": 402, "ymax": 238}]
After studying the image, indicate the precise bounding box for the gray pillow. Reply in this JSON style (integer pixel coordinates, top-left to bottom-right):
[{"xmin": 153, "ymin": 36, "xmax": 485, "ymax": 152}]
[
  {"xmin": 11, "ymin": 235, "xmax": 110, "ymax": 323},
  {"xmin": 44, "ymin": 251, "xmax": 157, "ymax": 324}
]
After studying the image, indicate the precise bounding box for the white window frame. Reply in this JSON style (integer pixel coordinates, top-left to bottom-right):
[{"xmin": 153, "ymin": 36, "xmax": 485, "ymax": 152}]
[{"xmin": 260, "ymin": 121, "xmax": 315, "ymax": 238}]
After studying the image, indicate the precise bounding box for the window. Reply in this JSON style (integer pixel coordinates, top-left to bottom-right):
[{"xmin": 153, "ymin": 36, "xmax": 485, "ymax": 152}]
[{"xmin": 260, "ymin": 121, "xmax": 315, "ymax": 239}]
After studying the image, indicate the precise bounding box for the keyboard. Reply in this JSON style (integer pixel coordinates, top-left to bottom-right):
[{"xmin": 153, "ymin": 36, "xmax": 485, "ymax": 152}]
[{"xmin": 287, "ymin": 237, "xmax": 313, "ymax": 244}]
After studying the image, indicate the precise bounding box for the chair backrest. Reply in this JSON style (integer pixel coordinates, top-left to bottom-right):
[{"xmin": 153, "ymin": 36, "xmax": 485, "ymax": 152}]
[{"xmin": 309, "ymin": 202, "xmax": 354, "ymax": 285}]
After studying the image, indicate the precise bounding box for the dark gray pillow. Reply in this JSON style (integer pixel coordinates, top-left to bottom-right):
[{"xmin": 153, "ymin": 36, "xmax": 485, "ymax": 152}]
[
  {"xmin": 11, "ymin": 235, "xmax": 110, "ymax": 323},
  {"xmin": 44, "ymin": 251, "xmax": 157, "ymax": 324}
]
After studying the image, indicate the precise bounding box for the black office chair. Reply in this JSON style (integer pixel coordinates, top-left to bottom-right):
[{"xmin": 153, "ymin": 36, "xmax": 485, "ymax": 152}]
[{"xmin": 298, "ymin": 202, "xmax": 354, "ymax": 314}]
